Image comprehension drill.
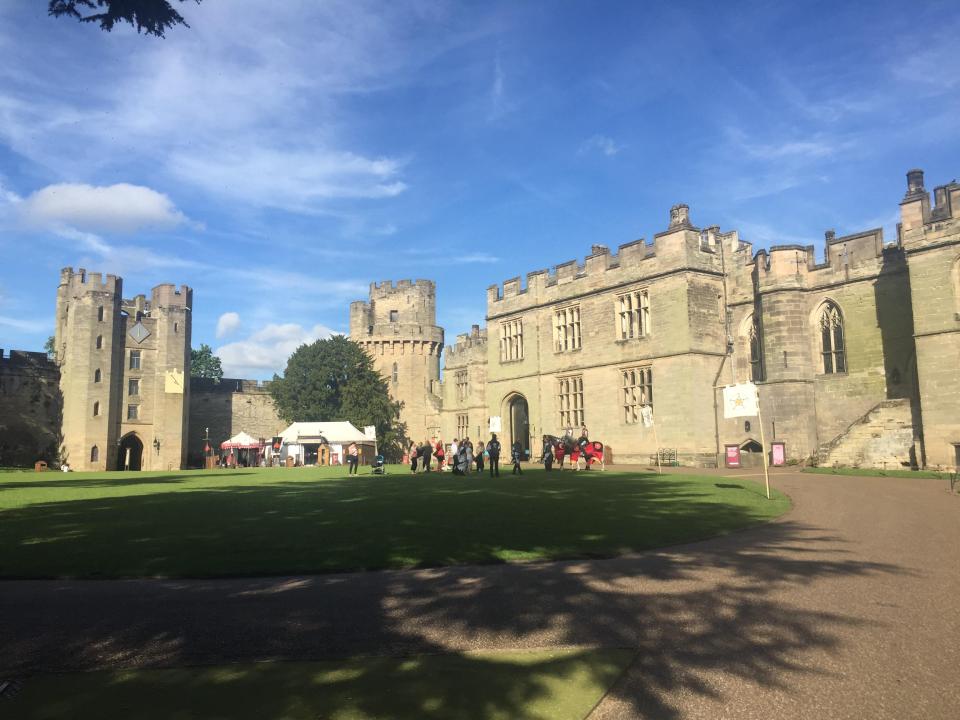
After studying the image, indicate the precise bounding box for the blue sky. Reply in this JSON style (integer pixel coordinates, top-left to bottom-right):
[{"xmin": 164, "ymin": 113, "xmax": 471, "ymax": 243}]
[{"xmin": 1, "ymin": 0, "xmax": 957, "ymax": 378}]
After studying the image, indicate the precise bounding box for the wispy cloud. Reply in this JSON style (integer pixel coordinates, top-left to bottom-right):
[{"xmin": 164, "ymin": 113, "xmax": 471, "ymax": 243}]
[
  {"xmin": 579, "ymin": 134, "xmax": 623, "ymax": 157},
  {"xmin": 0, "ymin": 314, "xmax": 52, "ymax": 333}
]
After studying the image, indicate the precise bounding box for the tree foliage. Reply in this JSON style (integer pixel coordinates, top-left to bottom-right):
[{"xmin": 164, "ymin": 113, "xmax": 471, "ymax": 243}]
[
  {"xmin": 48, "ymin": 0, "xmax": 200, "ymax": 38},
  {"xmin": 270, "ymin": 336, "xmax": 407, "ymax": 461},
  {"xmin": 190, "ymin": 343, "xmax": 223, "ymax": 381},
  {"xmin": 44, "ymin": 335, "xmax": 56, "ymax": 361}
]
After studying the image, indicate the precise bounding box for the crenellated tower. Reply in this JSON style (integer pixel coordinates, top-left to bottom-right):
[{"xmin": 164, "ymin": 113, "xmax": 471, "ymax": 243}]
[
  {"xmin": 55, "ymin": 268, "xmax": 192, "ymax": 471},
  {"xmin": 349, "ymin": 280, "xmax": 444, "ymax": 444}
]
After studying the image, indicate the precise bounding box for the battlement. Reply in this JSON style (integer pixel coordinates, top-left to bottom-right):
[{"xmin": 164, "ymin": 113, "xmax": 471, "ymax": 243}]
[
  {"xmin": 899, "ymin": 169, "xmax": 959, "ymax": 236},
  {"xmin": 190, "ymin": 376, "xmax": 273, "ymax": 394},
  {"xmin": 151, "ymin": 283, "xmax": 192, "ymax": 308},
  {"xmin": 59, "ymin": 267, "xmax": 121, "ymax": 295},
  {"xmin": 0, "ymin": 349, "xmax": 57, "ymax": 369},
  {"xmin": 370, "ymin": 279, "xmax": 436, "ymax": 298},
  {"xmin": 445, "ymin": 325, "xmax": 487, "ymax": 357}
]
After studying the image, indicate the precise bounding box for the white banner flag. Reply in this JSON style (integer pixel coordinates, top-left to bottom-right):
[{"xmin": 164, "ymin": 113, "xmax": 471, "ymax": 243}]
[
  {"xmin": 640, "ymin": 405, "xmax": 654, "ymax": 428},
  {"xmin": 723, "ymin": 382, "xmax": 759, "ymax": 418},
  {"xmin": 363, "ymin": 425, "xmax": 377, "ymax": 440},
  {"xmin": 489, "ymin": 416, "xmax": 502, "ymax": 433}
]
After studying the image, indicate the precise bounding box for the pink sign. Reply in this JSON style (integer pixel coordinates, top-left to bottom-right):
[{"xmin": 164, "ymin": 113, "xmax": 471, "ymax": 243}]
[
  {"xmin": 725, "ymin": 445, "xmax": 741, "ymax": 468},
  {"xmin": 772, "ymin": 443, "xmax": 785, "ymax": 466}
]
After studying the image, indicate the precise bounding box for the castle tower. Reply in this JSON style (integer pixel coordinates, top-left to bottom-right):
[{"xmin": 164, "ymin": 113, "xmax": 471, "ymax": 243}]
[
  {"xmin": 350, "ymin": 280, "xmax": 444, "ymax": 443},
  {"xmin": 899, "ymin": 169, "xmax": 960, "ymax": 469},
  {"xmin": 55, "ymin": 268, "xmax": 192, "ymax": 471}
]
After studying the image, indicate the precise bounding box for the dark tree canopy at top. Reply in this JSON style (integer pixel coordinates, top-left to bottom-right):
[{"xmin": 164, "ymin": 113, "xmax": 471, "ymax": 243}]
[{"xmin": 48, "ymin": 0, "xmax": 201, "ymax": 38}]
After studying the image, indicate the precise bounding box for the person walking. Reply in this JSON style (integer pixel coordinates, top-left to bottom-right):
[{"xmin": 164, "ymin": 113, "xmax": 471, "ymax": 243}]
[
  {"xmin": 464, "ymin": 438, "xmax": 473, "ymax": 474},
  {"xmin": 422, "ymin": 440, "xmax": 433, "ymax": 472},
  {"xmin": 346, "ymin": 442, "xmax": 359, "ymax": 475},
  {"xmin": 475, "ymin": 439, "xmax": 485, "ymax": 472},
  {"xmin": 487, "ymin": 433, "xmax": 501, "ymax": 477},
  {"xmin": 434, "ymin": 438, "xmax": 445, "ymax": 471},
  {"xmin": 511, "ymin": 440, "xmax": 523, "ymax": 475},
  {"xmin": 409, "ymin": 441, "xmax": 419, "ymax": 473},
  {"xmin": 450, "ymin": 438, "xmax": 459, "ymax": 472},
  {"xmin": 542, "ymin": 435, "xmax": 554, "ymax": 473}
]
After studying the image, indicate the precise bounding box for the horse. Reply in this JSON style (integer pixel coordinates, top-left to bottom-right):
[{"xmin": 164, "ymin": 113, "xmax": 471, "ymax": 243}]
[{"xmin": 543, "ymin": 435, "xmax": 605, "ymax": 471}]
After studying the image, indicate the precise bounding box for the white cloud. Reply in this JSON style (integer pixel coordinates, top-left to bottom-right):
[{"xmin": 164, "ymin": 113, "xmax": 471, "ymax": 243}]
[
  {"xmin": 216, "ymin": 312, "xmax": 241, "ymax": 339},
  {"xmin": 51, "ymin": 225, "xmax": 202, "ymax": 274},
  {"xmin": 20, "ymin": 183, "xmax": 187, "ymax": 233},
  {"xmin": 216, "ymin": 323, "xmax": 337, "ymax": 377},
  {"xmin": 580, "ymin": 134, "xmax": 623, "ymax": 157}
]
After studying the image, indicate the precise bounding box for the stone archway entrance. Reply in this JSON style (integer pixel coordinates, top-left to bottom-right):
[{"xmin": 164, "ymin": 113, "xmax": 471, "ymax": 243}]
[
  {"xmin": 117, "ymin": 433, "xmax": 143, "ymax": 471},
  {"xmin": 508, "ymin": 394, "xmax": 530, "ymax": 459}
]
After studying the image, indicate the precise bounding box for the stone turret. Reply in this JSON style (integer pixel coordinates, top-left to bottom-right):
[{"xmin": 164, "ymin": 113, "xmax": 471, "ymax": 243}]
[
  {"xmin": 349, "ymin": 280, "xmax": 444, "ymax": 442},
  {"xmin": 55, "ymin": 267, "xmax": 192, "ymax": 471}
]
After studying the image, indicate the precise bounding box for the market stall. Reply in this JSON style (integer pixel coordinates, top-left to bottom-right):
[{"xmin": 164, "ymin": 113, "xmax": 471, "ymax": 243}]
[{"xmin": 220, "ymin": 431, "xmax": 264, "ymax": 467}]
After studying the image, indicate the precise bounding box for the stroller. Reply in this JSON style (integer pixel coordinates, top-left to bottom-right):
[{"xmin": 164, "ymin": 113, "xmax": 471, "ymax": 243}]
[{"xmin": 370, "ymin": 455, "xmax": 386, "ymax": 475}]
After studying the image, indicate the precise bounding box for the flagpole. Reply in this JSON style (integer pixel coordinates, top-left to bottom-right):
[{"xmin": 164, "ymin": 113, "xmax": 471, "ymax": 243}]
[{"xmin": 756, "ymin": 399, "xmax": 771, "ymax": 500}]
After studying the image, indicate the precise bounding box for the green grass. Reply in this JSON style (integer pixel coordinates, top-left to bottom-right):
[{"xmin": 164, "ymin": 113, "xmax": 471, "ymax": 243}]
[
  {"xmin": 0, "ymin": 465, "xmax": 790, "ymax": 579},
  {"xmin": 801, "ymin": 466, "xmax": 946, "ymax": 479},
  {"xmin": 7, "ymin": 648, "xmax": 635, "ymax": 720}
]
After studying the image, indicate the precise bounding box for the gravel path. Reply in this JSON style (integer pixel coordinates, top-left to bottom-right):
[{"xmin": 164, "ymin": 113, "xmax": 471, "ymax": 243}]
[{"xmin": 2, "ymin": 469, "xmax": 957, "ymax": 719}]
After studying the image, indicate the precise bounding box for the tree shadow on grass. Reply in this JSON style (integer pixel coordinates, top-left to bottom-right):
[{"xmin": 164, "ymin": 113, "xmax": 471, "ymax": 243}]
[
  {"xmin": 0, "ymin": 474, "xmax": 787, "ymax": 578},
  {"xmin": 0, "ymin": 518, "xmax": 905, "ymax": 719}
]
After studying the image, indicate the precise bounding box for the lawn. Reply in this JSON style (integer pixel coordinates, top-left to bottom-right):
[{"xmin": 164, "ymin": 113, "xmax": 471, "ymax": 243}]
[
  {"xmin": 0, "ymin": 465, "xmax": 790, "ymax": 578},
  {"xmin": 6, "ymin": 648, "xmax": 635, "ymax": 720}
]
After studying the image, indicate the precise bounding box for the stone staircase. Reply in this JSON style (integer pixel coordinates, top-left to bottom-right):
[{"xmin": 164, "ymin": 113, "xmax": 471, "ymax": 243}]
[{"xmin": 817, "ymin": 399, "xmax": 915, "ymax": 469}]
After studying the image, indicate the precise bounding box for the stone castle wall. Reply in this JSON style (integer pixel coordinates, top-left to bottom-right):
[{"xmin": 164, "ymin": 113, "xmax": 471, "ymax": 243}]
[
  {"xmin": 0, "ymin": 350, "xmax": 61, "ymax": 466},
  {"xmin": 187, "ymin": 377, "xmax": 284, "ymax": 466}
]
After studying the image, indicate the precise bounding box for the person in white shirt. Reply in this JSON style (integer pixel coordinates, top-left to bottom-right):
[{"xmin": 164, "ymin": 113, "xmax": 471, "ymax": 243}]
[{"xmin": 449, "ymin": 438, "xmax": 459, "ymax": 471}]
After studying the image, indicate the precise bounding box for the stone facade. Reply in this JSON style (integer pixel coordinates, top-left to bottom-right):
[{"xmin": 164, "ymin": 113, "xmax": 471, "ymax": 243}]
[
  {"xmin": 187, "ymin": 377, "xmax": 284, "ymax": 466},
  {"xmin": 900, "ymin": 171, "xmax": 960, "ymax": 469},
  {"xmin": 429, "ymin": 169, "xmax": 959, "ymax": 470},
  {"xmin": 0, "ymin": 350, "xmax": 61, "ymax": 466},
  {"xmin": 349, "ymin": 280, "xmax": 444, "ymax": 445},
  {"xmin": 54, "ymin": 268, "xmax": 192, "ymax": 471}
]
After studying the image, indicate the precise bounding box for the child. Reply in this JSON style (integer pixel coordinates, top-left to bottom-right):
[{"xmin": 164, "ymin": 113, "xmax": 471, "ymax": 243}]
[{"xmin": 511, "ymin": 440, "xmax": 523, "ymax": 475}]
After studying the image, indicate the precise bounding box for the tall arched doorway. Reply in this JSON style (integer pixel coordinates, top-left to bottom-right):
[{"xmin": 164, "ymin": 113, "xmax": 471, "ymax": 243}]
[
  {"xmin": 508, "ymin": 394, "xmax": 530, "ymax": 459},
  {"xmin": 117, "ymin": 433, "xmax": 143, "ymax": 471}
]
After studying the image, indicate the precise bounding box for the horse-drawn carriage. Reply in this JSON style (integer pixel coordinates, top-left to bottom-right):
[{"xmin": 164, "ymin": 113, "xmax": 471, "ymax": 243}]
[{"xmin": 543, "ymin": 434, "xmax": 605, "ymax": 471}]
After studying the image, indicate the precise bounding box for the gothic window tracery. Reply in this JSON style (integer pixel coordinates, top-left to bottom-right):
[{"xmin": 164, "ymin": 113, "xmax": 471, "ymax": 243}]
[{"xmin": 819, "ymin": 303, "xmax": 846, "ymax": 374}]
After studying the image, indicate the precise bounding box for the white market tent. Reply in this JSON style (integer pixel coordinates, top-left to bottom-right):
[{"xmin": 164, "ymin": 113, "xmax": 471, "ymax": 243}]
[
  {"xmin": 220, "ymin": 431, "xmax": 261, "ymax": 449},
  {"xmin": 278, "ymin": 421, "xmax": 376, "ymax": 466},
  {"xmin": 279, "ymin": 422, "xmax": 370, "ymax": 445}
]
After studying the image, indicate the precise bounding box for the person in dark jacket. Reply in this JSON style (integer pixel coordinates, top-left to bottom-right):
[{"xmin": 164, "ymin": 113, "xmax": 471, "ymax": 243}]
[
  {"xmin": 511, "ymin": 441, "xmax": 523, "ymax": 475},
  {"xmin": 542, "ymin": 435, "xmax": 554, "ymax": 472},
  {"xmin": 487, "ymin": 434, "xmax": 501, "ymax": 477}
]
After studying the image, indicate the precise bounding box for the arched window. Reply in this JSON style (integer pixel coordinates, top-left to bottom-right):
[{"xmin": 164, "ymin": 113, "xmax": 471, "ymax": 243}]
[
  {"xmin": 392, "ymin": 362, "xmax": 398, "ymax": 383},
  {"xmin": 90, "ymin": 446, "xmax": 99, "ymax": 462},
  {"xmin": 97, "ymin": 306, "xmax": 104, "ymax": 322},
  {"xmin": 93, "ymin": 401, "xmax": 100, "ymax": 417},
  {"xmin": 748, "ymin": 317, "xmax": 764, "ymax": 382},
  {"xmin": 94, "ymin": 368, "xmax": 101, "ymax": 383},
  {"xmin": 95, "ymin": 335, "xmax": 103, "ymax": 349},
  {"xmin": 819, "ymin": 303, "xmax": 846, "ymax": 374}
]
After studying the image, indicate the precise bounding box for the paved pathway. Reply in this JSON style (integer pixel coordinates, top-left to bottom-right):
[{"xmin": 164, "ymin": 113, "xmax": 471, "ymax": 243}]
[{"xmin": 2, "ymin": 469, "xmax": 958, "ymax": 718}]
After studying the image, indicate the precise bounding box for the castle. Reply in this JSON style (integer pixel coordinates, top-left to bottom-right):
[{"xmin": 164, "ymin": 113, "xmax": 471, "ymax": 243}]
[
  {"xmin": 1, "ymin": 168, "xmax": 957, "ymax": 471},
  {"xmin": 353, "ymin": 168, "xmax": 960, "ymax": 471}
]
